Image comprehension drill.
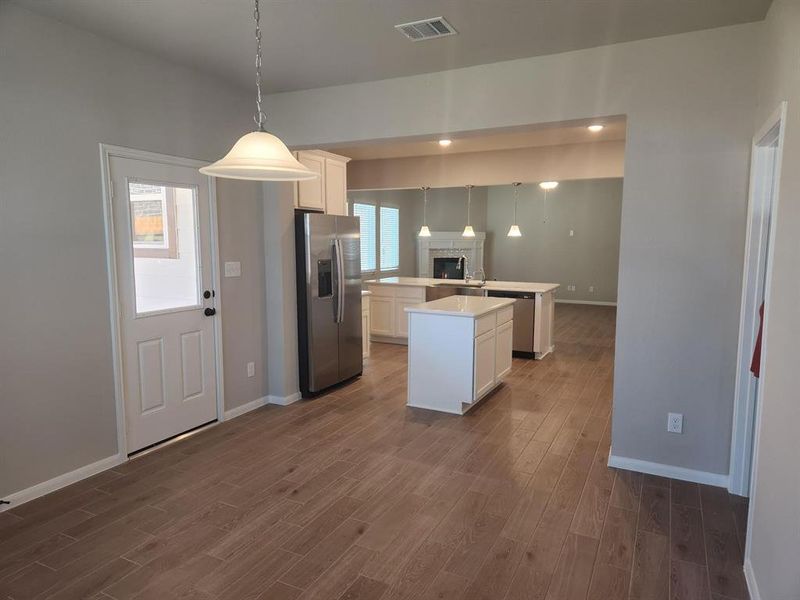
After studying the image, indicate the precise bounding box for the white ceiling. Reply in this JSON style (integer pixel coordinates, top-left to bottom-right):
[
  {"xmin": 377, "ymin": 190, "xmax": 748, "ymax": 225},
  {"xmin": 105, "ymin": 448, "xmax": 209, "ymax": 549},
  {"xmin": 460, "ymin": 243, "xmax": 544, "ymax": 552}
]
[
  {"xmin": 14, "ymin": 0, "xmax": 771, "ymax": 93},
  {"xmin": 328, "ymin": 118, "xmax": 627, "ymax": 161}
]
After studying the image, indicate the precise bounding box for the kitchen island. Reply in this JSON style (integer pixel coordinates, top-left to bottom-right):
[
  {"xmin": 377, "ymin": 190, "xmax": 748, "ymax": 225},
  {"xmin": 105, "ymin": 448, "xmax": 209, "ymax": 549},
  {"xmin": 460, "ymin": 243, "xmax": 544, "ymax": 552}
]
[
  {"xmin": 406, "ymin": 295, "xmax": 515, "ymax": 414},
  {"xmin": 365, "ymin": 277, "xmax": 558, "ymax": 359}
]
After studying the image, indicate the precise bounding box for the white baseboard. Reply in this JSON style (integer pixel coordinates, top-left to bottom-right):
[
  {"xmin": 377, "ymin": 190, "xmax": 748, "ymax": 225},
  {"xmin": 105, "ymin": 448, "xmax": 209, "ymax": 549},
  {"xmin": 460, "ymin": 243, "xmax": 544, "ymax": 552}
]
[
  {"xmin": 1, "ymin": 453, "xmax": 126, "ymax": 512},
  {"xmin": 743, "ymin": 559, "xmax": 762, "ymax": 600},
  {"xmin": 608, "ymin": 454, "xmax": 730, "ymax": 488},
  {"xmin": 555, "ymin": 299, "xmax": 618, "ymax": 307},
  {"xmin": 222, "ymin": 392, "xmax": 301, "ymax": 420},
  {"xmin": 223, "ymin": 395, "xmax": 270, "ymax": 420},
  {"xmin": 268, "ymin": 392, "xmax": 301, "ymax": 406}
]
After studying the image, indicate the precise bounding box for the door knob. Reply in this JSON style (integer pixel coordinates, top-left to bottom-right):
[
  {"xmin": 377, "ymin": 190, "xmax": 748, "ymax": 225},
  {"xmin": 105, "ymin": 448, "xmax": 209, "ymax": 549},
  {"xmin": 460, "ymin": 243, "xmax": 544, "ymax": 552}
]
[{"xmin": 204, "ymin": 307, "xmax": 216, "ymax": 317}]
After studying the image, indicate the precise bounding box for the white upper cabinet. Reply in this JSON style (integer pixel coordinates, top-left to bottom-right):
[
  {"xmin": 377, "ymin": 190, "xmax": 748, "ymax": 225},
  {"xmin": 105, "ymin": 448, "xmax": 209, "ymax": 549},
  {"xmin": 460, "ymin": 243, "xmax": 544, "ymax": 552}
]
[
  {"xmin": 294, "ymin": 150, "xmax": 350, "ymax": 215},
  {"xmin": 324, "ymin": 157, "xmax": 348, "ymax": 216}
]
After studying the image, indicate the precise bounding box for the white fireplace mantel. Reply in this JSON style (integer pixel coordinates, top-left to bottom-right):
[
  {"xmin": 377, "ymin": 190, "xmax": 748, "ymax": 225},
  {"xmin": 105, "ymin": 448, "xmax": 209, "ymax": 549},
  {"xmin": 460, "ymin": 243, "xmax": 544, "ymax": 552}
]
[{"xmin": 417, "ymin": 231, "xmax": 486, "ymax": 277}]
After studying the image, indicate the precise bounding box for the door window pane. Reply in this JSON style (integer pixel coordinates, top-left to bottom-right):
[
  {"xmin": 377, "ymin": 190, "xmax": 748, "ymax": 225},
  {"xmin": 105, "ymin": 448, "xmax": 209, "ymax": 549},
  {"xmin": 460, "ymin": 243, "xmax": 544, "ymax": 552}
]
[
  {"xmin": 129, "ymin": 182, "xmax": 200, "ymax": 314},
  {"xmin": 353, "ymin": 203, "xmax": 376, "ymax": 272},
  {"xmin": 380, "ymin": 206, "xmax": 400, "ymax": 271}
]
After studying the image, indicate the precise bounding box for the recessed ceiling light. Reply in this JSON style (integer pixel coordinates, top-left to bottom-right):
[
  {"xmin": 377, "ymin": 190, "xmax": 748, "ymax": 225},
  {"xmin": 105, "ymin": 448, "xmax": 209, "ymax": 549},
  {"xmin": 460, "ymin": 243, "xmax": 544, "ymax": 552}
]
[
  {"xmin": 587, "ymin": 124, "xmax": 604, "ymax": 132},
  {"xmin": 539, "ymin": 181, "xmax": 559, "ymax": 190},
  {"xmin": 438, "ymin": 139, "xmax": 452, "ymax": 147}
]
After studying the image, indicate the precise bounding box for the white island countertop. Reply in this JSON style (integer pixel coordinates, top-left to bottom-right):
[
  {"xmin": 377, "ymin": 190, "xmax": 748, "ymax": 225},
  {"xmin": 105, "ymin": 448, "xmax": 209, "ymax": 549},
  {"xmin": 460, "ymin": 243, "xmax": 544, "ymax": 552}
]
[
  {"xmin": 405, "ymin": 295, "xmax": 515, "ymax": 318},
  {"xmin": 366, "ymin": 276, "xmax": 560, "ymax": 294}
]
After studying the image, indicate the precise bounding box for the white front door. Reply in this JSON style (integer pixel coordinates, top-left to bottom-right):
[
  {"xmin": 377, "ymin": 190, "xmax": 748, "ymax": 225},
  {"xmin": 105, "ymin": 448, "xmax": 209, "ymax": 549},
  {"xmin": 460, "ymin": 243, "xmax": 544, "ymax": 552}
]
[{"xmin": 109, "ymin": 156, "xmax": 218, "ymax": 453}]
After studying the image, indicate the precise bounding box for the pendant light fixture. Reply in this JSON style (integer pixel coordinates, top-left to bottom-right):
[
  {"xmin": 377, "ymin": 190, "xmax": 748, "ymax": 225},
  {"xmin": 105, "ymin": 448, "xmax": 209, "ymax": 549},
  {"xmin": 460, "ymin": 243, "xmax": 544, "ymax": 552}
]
[
  {"xmin": 199, "ymin": 0, "xmax": 317, "ymax": 181},
  {"xmin": 507, "ymin": 182, "xmax": 522, "ymax": 238},
  {"xmin": 462, "ymin": 185, "xmax": 475, "ymax": 238},
  {"xmin": 418, "ymin": 186, "xmax": 431, "ymax": 237}
]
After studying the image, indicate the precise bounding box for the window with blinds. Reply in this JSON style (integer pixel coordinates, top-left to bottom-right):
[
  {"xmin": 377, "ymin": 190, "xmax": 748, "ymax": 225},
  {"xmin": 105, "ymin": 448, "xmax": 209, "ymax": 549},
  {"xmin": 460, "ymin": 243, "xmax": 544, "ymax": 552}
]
[
  {"xmin": 352, "ymin": 203, "xmax": 376, "ymax": 272},
  {"xmin": 380, "ymin": 206, "xmax": 400, "ymax": 272}
]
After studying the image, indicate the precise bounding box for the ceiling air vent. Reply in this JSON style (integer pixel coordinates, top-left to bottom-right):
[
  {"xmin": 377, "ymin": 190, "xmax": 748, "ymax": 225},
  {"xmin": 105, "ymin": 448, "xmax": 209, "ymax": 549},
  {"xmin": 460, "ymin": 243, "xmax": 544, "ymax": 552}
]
[{"xmin": 395, "ymin": 17, "xmax": 457, "ymax": 42}]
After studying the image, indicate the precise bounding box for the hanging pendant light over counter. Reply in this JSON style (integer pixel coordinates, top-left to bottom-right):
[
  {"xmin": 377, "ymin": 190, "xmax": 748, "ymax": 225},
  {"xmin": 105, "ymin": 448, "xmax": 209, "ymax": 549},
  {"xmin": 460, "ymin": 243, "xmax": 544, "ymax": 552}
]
[
  {"xmin": 200, "ymin": 0, "xmax": 316, "ymax": 182},
  {"xmin": 418, "ymin": 186, "xmax": 431, "ymax": 237},
  {"xmin": 462, "ymin": 185, "xmax": 475, "ymax": 238},
  {"xmin": 507, "ymin": 182, "xmax": 522, "ymax": 237}
]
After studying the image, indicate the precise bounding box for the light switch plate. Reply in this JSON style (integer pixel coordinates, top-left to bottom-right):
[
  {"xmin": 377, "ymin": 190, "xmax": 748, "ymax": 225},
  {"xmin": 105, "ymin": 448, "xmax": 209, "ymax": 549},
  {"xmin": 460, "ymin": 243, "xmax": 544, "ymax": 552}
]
[
  {"xmin": 247, "ymin": 362, "xmax": 255, "ymax": 378},
  {"xmin": 224, "ymin": 261, "xmax": 241, "ymax": 278}
]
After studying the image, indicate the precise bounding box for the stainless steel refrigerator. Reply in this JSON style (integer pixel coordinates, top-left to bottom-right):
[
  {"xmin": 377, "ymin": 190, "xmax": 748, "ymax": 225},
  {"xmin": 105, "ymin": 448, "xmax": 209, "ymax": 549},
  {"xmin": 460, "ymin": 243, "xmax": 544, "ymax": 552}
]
[{"xmin": 295, "ymin": 212, "xmax": 363, "ymax": 397}]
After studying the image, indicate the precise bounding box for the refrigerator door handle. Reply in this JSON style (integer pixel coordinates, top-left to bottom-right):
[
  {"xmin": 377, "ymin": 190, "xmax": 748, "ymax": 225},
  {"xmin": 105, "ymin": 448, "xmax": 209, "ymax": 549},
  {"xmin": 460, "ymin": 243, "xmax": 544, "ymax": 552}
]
[{"xmin": 334, "ymin": 238, "xmax": 345, "ymax": 323}]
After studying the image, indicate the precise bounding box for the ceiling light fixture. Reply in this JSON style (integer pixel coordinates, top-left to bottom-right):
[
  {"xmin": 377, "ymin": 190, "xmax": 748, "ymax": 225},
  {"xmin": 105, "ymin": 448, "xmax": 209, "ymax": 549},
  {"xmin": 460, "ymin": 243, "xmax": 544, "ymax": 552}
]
[
  {"xmin": 419, "ymin": 186, "xmax": 431, "ymax": 237},
  {"xmin": 438, "ymin": 139, "xmax": 452, "ymax": 147},
  {"xmin": 541, "ymin": 181, "xmax": 558, "ymax": 223},
  {"xmin": 507, "ymin": 182, "xmax": 522, "ymax": 238},
  {"xmin": 199, "ymin": 0, "xmax": 316, "ymax": 182},
  {"xmin": 587, "ymin": 124, "xmax": 604, "ymax": 132},
  {"xmin": 462, "ymin": 185, "xmax": 475, "ymax": 238}
]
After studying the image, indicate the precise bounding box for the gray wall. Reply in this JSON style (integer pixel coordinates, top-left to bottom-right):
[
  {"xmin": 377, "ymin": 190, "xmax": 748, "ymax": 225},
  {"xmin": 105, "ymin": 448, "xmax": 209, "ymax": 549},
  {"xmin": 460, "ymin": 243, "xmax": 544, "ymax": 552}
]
[
  {"xmin": 216, "ymin": 181, "xmax": 268, "ymax": 412},
  {"xmin": 486, "ymin": 180, "xmax": 622, "ymax": 303},
  {"xmin": 0, "ymin": 4, "xmax": 258, "ymax": 497},
  {"xmin": 265, "ymin": 23, "xmax": 759, "ymax": 476},
  {"xmin": 747, "ymin": 0, "xmax": 800, "ymax": 596}
]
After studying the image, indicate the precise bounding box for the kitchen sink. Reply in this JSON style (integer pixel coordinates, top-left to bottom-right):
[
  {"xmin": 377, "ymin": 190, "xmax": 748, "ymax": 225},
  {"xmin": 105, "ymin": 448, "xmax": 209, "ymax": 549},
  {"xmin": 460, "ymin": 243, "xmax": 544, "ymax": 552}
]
[{"xmin": 430, "ymin": 280, "xmax": 485, "ymax": 287}]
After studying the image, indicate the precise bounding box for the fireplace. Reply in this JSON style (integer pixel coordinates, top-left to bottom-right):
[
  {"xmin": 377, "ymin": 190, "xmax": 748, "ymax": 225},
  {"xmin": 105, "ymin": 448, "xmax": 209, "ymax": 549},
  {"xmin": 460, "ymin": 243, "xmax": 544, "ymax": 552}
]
[
  {"xmin": 433, "ymin": 257, "xmax": 464, "ymax": 279},
  {"xmin": 417, "ymin": 231, "xmax": 485, "ymax": 278}
]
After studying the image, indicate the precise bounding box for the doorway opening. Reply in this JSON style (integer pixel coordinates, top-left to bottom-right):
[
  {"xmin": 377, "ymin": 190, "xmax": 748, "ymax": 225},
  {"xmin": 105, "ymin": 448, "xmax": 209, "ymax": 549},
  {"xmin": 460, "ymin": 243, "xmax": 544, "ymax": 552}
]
[{"xmin": 729, "ymin": 102, "xmax": 787, "ymax": 498}]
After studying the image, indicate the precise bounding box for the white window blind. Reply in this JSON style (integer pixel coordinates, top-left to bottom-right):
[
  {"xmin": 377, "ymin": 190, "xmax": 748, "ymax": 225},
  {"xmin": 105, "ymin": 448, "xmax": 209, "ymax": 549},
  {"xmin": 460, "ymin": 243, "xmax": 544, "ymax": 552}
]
[
  {"xmin": 380, "ymin": 206, "xmax": 400, "ymax": 272},
  {"xmin": 353, "ymin": 203, "xmax": 376, "ymax": 272}
]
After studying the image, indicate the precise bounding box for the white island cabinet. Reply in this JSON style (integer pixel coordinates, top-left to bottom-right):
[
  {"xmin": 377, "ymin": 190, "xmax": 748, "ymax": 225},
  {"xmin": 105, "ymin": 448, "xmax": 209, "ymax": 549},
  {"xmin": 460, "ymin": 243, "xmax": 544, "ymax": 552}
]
[{"xmin": 406, "ymin": 296, "xmax": 515, "ymax": 415}]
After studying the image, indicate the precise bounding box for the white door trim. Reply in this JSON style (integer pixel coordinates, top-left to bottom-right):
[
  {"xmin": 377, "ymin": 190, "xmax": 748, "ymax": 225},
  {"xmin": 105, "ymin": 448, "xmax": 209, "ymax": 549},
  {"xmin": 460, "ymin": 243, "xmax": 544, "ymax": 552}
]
[
  {"xmin": 729, "ymin": 102, "xmax": 786, "ymax": 499},
  {"xmin": 99, "ymin": 144, "xmax": 225, "ymax": 460}
]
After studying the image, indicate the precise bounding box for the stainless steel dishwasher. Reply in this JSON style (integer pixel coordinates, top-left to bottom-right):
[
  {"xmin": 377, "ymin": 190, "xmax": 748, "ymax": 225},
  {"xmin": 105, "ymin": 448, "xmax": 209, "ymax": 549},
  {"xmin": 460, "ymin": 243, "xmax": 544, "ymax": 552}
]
[{"xmin": 487, "ymin": 290, "xmax": 535, "ymax": 356}]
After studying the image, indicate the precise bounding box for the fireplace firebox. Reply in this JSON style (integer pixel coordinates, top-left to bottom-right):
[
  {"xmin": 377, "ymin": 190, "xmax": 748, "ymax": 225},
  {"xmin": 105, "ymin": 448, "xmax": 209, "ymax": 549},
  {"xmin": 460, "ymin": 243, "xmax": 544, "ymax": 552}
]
[{"xmin": 433, "ymin": 257, "xmax": 464, "ymax": 279}]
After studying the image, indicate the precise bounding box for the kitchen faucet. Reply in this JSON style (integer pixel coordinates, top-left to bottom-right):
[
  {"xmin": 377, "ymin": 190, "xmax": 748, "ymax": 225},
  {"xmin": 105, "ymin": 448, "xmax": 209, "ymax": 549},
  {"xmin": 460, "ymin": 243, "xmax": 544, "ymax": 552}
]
[{"xmin": 458, "ymin": 254, "xmax": 471, "ymax": 282}]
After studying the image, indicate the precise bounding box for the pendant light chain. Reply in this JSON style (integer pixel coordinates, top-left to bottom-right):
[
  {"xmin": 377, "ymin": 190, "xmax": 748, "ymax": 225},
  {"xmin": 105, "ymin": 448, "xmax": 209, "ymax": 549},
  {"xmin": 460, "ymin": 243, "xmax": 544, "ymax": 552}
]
[
  {"xmin": 466, "ymin": 184, "xmax": 473, "ymax": 226},
  {"xmin": 513, "ymin": 182, "xmax": 519, "ymax": 224},
  {"xmin": 253, "ymin": 0, "xmax": 267, "ymax": 131},
  {"xmin": 422, "ymin": 186, "xmax": 429, "ymax": 225}
]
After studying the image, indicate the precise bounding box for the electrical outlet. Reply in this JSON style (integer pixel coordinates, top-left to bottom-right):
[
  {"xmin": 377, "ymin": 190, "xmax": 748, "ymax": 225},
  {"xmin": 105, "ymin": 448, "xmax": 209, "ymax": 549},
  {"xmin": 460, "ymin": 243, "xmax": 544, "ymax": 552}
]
[
  {"xmin": 589, "ymin": 286, "xmax": 595, "ymax": 293},
  {"xmin": 667, "ymin": 412, "xmax": 683, "ymax": 434},
  {"xmin": 247, "ymin": 362, "xmax": 255, "ymax": 378},
  {"xmin": 569, "ymin": 229, "xmax": 575, "ymax": 237}
]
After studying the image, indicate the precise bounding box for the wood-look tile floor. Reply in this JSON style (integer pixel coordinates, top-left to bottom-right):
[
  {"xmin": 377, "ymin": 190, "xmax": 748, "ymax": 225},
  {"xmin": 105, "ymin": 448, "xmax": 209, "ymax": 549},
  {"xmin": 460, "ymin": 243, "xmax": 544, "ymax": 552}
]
[{"xmin": 0, "ymin": 305, "xmax": 749, "ymax": 600}]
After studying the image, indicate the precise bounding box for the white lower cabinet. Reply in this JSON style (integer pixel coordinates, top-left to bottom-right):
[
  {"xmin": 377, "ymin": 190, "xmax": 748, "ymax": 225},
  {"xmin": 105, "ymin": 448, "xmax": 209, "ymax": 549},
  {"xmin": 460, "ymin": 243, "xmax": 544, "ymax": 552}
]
[
  {"xmin": 367, "ymin": 285, "xmax": 425, "ymax": 341},
  {"xmin": 494, "ymin": 320, "xmax": 513, "ymax": 379},
  {"xmin": 473, "ymin": 330, "xmax": 497, "ymax": 401},
  {"xmin": 369, "ymin": 296, "xmax": 394, "ymax": 337},
  {"xmin": 394, "ymin": 300, "xmax": 417, "ymax": 338}
]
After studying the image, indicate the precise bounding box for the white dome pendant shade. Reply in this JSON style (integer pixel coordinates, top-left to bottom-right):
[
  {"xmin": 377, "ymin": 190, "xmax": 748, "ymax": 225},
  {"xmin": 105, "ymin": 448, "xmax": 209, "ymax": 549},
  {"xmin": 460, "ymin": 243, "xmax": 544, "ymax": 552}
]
[
  {"xmin": 418, "ymin": 186, "xmax": 432, "ymax": 237},
  {"xmin": 507, "ymin": 182, "xmax": 523, "ymax": 238},
  {"xmin": 462, "ymin": 185, "xmax": 475, "ymax": 238},
  {"xmin": 199, "ymin": 0, "xmax": 317, "ymax": 183},
  {"xmin": 200, "ymin": 132, "xmax": 317, "ymax": 181}
]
